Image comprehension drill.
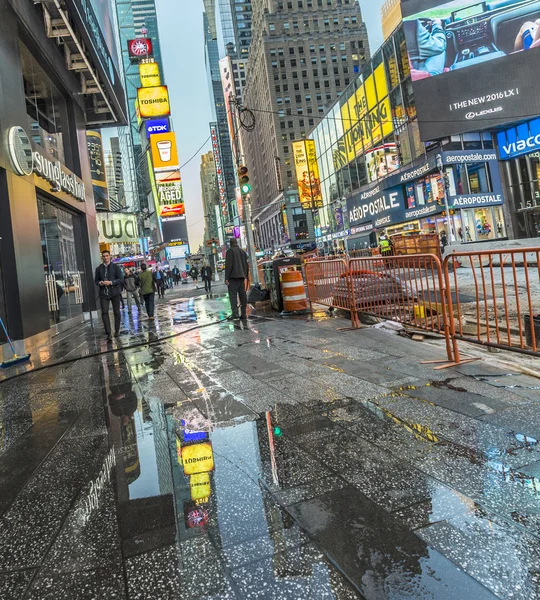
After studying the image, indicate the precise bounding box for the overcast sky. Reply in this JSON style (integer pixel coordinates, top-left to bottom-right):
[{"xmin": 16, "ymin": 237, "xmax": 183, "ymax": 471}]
[{"xmin": 105, "ymin": 0, "xmax": 385, "ymax": 251}]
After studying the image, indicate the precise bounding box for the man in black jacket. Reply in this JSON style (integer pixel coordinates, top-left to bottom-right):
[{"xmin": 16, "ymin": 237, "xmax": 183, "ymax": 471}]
[
  {"xmin": 225, "ymin": 238, "xmax": 249, "ymax": 319},
  {"xmin": 94, "ymin": 250, "xmax": 124, "ymax": 340},
  {"xmin": 201, "ymin": 262, "xmax": 213, "ymax": 293}
]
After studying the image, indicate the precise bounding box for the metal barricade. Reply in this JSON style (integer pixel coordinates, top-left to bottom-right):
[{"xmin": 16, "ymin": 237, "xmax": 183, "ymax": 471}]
[
  {"xmin": 443, "ymin": 248, "xmax": 540, "ymax": 360},
  {"xmin": 349, "ymin": 254, "xmax": 454, "ymax": 361},
  {"xmin": 304, "ymin": 259, "xmax": 359, "ymax": 327}
]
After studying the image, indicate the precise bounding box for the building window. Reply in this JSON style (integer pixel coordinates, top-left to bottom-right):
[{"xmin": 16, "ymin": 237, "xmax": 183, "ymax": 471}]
[
  {"xmin": 269, "ymin": 23, "xmax": 275, "ymax": 30},
  {"xmin": 289, "ymin": 47, "xmax": 295, "ymax": 54}
]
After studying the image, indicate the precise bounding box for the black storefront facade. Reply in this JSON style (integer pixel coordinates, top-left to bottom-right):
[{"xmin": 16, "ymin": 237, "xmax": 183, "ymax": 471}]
[{"xmin": 0, "ymin": 0, "xmax": 126, "ymax": 355}]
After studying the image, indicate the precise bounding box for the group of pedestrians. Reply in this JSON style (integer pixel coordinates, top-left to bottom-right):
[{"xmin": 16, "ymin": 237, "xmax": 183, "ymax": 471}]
[{"xmin": 94, "ymin": 252, "xmax": 221, "ymax": 340}]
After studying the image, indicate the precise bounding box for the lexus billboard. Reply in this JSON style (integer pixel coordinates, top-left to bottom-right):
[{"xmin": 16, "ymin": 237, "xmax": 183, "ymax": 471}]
[{"xmin": 401, "ymin": 0, "xmax": 540, "ymax": 140}]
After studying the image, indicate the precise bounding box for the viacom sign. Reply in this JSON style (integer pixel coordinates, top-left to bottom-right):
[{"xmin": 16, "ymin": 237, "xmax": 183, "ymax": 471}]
[
  {"xmin": 497, "ymin": 118, "xmax": 540, "ymax": 160},
  {"xmin": 145, "ymin": 118, "xmax": 170, "ymax": 138}
]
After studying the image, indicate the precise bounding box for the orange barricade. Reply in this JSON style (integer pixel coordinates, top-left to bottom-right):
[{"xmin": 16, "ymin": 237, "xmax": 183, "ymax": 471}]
[
  {"xmin": 304, "ymin": 259, "xmax": 359, "ymax": 327},
  {"xmin": 443, "ymin": 248, "xmax": 540, "ymax": 361},
  {"xmin": 348, "ymin": 255, "xmax": 454, "ymax": 362}
]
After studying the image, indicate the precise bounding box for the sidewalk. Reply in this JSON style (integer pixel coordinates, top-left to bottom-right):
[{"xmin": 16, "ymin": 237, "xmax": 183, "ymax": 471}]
[{"xmin": 1, "ymin": 294, "xmax": 540, "ymax": 599}]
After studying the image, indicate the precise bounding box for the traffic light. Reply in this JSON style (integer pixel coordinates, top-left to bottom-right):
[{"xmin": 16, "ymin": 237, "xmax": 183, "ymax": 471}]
[{"xmin": 238, "ymin": 165, "xmax": 251, "ymax": 195}]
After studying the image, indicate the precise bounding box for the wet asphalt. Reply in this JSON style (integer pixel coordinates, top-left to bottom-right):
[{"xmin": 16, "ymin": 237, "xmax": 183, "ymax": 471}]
[{"xmin": 1, "ymin": 284, "xmax": 540, "ymax": 599}]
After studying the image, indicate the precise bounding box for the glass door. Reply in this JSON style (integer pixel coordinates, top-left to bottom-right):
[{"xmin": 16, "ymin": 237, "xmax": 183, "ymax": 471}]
[{"xmin": 38, "ymin": 196, "xmax": 86, "ymax": 326}]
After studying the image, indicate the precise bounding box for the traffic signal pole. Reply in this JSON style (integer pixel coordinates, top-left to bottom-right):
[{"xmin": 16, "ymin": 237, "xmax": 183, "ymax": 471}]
[{"xmin": 244, "ymin": 194, "xmax": 259, "ymax": 285}]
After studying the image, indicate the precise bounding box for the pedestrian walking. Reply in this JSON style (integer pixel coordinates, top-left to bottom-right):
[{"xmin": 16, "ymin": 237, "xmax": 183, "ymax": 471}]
[
  {"xmin": 155, "ymin": 267, "xmax": 166, "ymax": 298},
  {"xmin": 94, "ymin": 250, "xmax": 124, "ymax": 341},
  {"xmin": 124, "ymin": 268, "xmax": 141, "ymax": 312},
  {"xmin": 190, "ymin": 266, "xmax": 199, "ymax": 285},
  {"xmin": 172, "ymin": 266, "xmax": 180, "ymax": 285},
  {"xmin": 225, "ymin": 238, "xmax": 249, "ymax": 320},
  {"xmin": 201, "ymin": 262, "xmax": 213, "ymax": 293},
  {"xmin": 139, "ymin": 264, "xmax": 157, "ymax": 319}
]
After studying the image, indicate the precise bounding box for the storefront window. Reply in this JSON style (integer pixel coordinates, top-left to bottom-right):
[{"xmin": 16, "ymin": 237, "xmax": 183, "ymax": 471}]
[
  {"xmin": 20, "ymin": 42, "xmax": 66, "ymax": 164},
  {"xmin": 467, "ymin": 163, "xmax": 490, "ymax": 193},
  {"xmin": 38, "ymin": 196, "xmax": 86, "ymax": 326},
  {"xmin": 482, "ymin": 133, "xmax": 494, "ymax": 149},
  {"xmin": 395, "ymin": 27, "xmax": 410, "ymax": 80},
  {"xmin": 383, "ymin": 40, "xmax": 400, "ymax": 90},
  {"xmin": 462, "ymin": 133, "xmax": 482, "ymax": 150},
  {"xmin": 453, "ymin": 164, "xmax": 469, "ymax": 194}
]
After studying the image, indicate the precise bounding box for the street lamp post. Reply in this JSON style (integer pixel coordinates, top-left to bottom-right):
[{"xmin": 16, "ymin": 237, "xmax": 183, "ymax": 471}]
[{"xmin": 436, "ymin": 153, "xmax": 456, "ymax": 243}]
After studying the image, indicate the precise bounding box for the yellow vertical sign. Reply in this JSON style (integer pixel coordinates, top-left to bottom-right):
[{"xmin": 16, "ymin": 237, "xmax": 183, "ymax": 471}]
[
  {"xmin": 292, "ymin": 140, "xmax": 323, "ymax": 209},
  {"xmin": 139, "ymin": 62, "xmax": 161, "ymax": 87}
]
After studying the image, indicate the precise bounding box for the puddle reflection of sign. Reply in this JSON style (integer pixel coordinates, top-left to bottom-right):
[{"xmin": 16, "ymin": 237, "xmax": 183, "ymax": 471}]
[
  {"xmin": 181, "ymin": 442, "xmax": 214, "ymax": 475},
  {"xmin": 184, "ymin": 502, "xmax": 209, "ymax": 529},
  {"xmin": 190, "ymin": 472, "xmax": 211, "ymax": 501},
  {"xmin": 182, "ymin": 421, "xmax": 209, "ymax": 444}
]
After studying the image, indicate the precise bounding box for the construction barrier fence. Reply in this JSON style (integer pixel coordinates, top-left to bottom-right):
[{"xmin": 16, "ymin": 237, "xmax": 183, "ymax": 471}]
[{"xmin": 304, "ymin": 247, "xmax": 540, "ymax": 364}]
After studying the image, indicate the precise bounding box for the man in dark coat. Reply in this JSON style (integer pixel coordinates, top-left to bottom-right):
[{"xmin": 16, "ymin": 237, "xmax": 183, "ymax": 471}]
[
  {"xmin": 94, "ymin": 250, "xmax": 124, "ymax": 340},
  {"xmin": 201, "ymin": 262, "xmax": 213, "ymax": 293},
  {"xmin": 225, "ymin": 238, "xmax": 249, "ymax": 320}
]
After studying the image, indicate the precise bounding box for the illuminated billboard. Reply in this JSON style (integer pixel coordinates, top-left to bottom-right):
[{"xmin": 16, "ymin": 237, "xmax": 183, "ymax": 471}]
[
  {"xmin": 161, "ymin": 215, "xmax": 188, "ymax": 245},
  {"xmin": 128, "ymin": 38, "xmax": 153, "ymax": 60},
  {"xmin": 150, "ymin": 132, "xmax": 179, "ymax": 171},
  {"xmin": 137, "ymin": 86, "xmax": 170, "ymax": 118},
  {"xmin": 339, "ymin": 63, "xmax": 394, "ymax": 163},
  {"xmin": 292, "ymin": 140, "xmax": 323, "ymax": 209},
  {"xmin": 401, "ymin": 0, "xmax": 540, "ymax": 139},
  {"xmin": 139, "ymin": 62, "xmax": 161, "ymax": 87},
  {"xmin": 181, "ymin": 442, "xmax": 214, "ymax": 476},
  {"xmin": 86, "ymin": 131, "xmax": 108, "ymax": 210}
]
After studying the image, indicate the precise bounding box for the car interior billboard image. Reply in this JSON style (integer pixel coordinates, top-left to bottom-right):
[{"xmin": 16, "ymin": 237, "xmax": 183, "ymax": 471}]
[{"xmin": 401, "ymin": 0, "xmax": 540, "ymax": 139}]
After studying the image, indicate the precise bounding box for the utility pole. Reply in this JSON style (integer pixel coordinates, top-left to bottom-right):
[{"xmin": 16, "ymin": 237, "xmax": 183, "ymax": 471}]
[
  {"xmin": 436, "ymin": 153, "xmax": 456, "ymax": 243},
  {"xmin": 229, "ymin": 95, "xmax": 260, "ymax": 285}
]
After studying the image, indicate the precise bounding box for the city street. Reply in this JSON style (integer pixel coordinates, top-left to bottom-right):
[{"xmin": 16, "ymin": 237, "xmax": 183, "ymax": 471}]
[{"xmin": 1, "ymin": 287, "xmax": 540, "ymax": 599}]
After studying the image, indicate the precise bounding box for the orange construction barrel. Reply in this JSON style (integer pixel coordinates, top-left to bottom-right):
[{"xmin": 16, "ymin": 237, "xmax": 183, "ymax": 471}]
[{"xmin": 281, "ymin": 270, "xmax": 308, "ymax": 312}]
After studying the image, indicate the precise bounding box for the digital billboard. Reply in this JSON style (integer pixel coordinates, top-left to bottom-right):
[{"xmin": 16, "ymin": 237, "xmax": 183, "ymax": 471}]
[
  {"xmin": 128, "ymin": 38, "xmax": 153, "ymax": 61},
  {"xmin": 292, "ymin": 140, "xmax": 323, "ymax": 209},
  {"xmin": 137, "ymin": 86, "xmax": 170, "ymax": 118},
  {"xmin": 401, "ymin": 0, "xmax": 540, "ymax": 139},
  {"xmin": 86, "ymin": 131, "xmax": 108, "ymax": 210},
  {"xmin": 150, "ymin": 132, "xmax": 179, "ymax": 171},
  {"xmin": 161, "ymin": 215, "xmax": 188, "ymax": 244},
  {"xmin": 139, "ymin": 62, "xmax": 161, "ymax": 87}
]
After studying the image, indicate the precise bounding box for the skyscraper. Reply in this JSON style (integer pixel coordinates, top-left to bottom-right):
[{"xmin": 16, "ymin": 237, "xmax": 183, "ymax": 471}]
[
  {"xmin": 242, "ymin": 0, "xmax": 370, "ymax": 252},
  {"xmin": 204, "ymin": 11, "xmax": 238, "ymax": 226},
  {"xmin": 114, "ymin": 0, "xmax": 165, "ymax": 216},
  {"xmin": 200, "ymin": 151, "xmax": 221, "ymax": 250}
]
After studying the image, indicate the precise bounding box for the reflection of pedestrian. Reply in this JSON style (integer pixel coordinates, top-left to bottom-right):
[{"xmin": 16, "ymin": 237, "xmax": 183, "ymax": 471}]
[
  {"xmin": 466, "ymin": 226, "xmax": 472, "ymax": 241},
  {"xmin": 458, "ymin": 227, "xmax": 464, "ymax": 242},
  {"xmin": 405, "ymin": 19, "xmax": 447, "ymax": 77}
]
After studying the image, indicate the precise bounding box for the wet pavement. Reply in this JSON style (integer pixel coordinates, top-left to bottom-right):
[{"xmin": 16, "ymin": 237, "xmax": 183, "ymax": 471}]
[{"xmin": 1, "ymin": 290, "xmax": 540, "ymax": 599}]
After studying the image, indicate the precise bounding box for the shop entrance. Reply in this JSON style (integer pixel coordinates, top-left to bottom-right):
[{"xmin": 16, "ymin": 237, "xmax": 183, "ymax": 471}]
[{"xmin": 37, "ymin": 195, "xmax": 86, "ymax": 326}]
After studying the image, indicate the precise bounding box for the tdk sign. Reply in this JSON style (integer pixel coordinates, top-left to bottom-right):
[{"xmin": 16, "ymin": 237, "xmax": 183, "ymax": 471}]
[
  {"xmin": 145, "ymin": 119, "xmax": 170, "ymax": 138},
  {"xmin": 497, "ymin": 117, "xmax": 540, "ymax": 160}
]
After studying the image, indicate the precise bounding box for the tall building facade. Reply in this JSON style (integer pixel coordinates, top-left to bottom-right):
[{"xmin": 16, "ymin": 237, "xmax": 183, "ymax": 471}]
[
  {"xmin": 200, "ymin": 151, "xmax": 221, "ymax": 251},
  {"xmin": 204, "ymin": 11, "xmax": 238, "ymax": 226},
  {"xmin": 242, "ymin": 0, "xmax": 370, "ymax": 253},
  {"xmin": 115, "ymin": 0, "xmax": 165, "ymax": 217}
]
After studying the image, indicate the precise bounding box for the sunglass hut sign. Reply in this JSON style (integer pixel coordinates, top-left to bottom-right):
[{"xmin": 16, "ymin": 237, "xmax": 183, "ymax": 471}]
[{"xmin": 34, "ymin": 152, "xmax": 86, "ymax": 201}]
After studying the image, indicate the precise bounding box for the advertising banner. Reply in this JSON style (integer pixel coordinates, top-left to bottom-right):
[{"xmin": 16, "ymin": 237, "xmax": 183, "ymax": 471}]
[
  {"xmin": 97, "ymin": 213, "xmax": 139, "ymax": 243},
  {"xmin": 347, "ymin": 184, "xmax": 406, "ymax": 229},
  {"xmin": 86, "ymin": 130, "xmax": 108, "ymax": 210},
  {"xmin": 497, "ymin": 117, "xmax": 540, "ymax": 159},
  {"xmin": 157, "ymin": 181, "xmax": 184, "ymax": 217},
  {"xmin": 161, "ymin": 215, "xmax": 188, "ymax": 244},
  {"xmin": 139, "ymin": 62, "xmax": 161, "ymax": 87},
  {"xmin": 128, "ymin": 38, "xmax": 153, "ymax": 61},
  {"xmin": 150, "ymin": 132, "xmax": 179, "ymax": 171},
  {"xmin": 338, "ymin": 63, "xmax": 394, "ymax": 164},
  {"xmin": 292, "ymin": 140, "xmax": 323, "ymax": 209},
  {"xmin": 401, "ymin": 0, "xmax": 540, "ymax": 139},
  {"xmin": 365, "ymin": 143, "xmax": 400, "ymax": 183},
  {"xmin": 137, "ymin": 86, "xmax": 170, "ymax": 118},
  {"xmin": 144, "ymin": 118, "xmax": 170, "ymax": 138}
]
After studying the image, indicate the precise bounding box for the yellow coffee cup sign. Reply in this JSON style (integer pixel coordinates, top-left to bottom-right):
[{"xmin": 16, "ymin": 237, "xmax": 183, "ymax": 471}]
[
  {"xmin": 137, "ymin": 85, "xmax": 170, "ymax": 118},
  {"xmin": 139, "ymin": 62, "xmax": 161, "ymax": 88}
]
